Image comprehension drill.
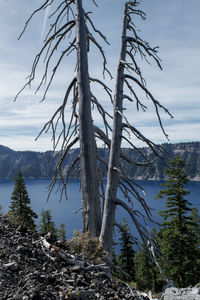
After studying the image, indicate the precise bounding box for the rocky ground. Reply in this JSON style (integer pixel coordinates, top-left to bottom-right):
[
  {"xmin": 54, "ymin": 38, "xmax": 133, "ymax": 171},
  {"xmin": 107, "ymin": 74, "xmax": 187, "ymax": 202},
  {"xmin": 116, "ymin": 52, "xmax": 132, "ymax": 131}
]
[
  {"xmin": 2, "ymin": 216, "xmax": 200, "ymax": 300},
  {"xmin": 0, "ymin": 216, "xmax": 152, "ymax": 300}
]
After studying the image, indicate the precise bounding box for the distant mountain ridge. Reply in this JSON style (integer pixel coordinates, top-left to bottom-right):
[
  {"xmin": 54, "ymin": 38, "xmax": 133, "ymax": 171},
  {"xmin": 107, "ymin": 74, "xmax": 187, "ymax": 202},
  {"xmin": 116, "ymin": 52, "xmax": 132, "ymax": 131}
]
[{"xmin": 0, "ymin": 142, "xmax": 200, "ymax": 180}]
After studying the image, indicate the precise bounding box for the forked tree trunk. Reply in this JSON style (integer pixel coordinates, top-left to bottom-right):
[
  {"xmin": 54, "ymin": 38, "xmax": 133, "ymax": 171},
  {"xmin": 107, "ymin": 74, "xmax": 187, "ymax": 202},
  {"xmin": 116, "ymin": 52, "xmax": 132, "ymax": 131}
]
[
  {"xmin": 100, "ymin": 4, "xmax": 128, "ymax": 256},
  {"xmin": 75, "ymin": 0, "xmax": 101, "ymax": 236}
]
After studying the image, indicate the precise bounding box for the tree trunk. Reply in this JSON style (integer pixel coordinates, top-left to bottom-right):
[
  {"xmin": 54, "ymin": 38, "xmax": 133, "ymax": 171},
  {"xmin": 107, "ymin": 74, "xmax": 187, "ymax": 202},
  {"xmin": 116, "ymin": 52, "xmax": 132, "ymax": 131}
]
[
  {"xmin": 75, "ymin": 0, "xmax": 101, "ymax": 236},
  {"xmin": 100, "ymin": 4, "xmax": 128, "ymax": 256}
]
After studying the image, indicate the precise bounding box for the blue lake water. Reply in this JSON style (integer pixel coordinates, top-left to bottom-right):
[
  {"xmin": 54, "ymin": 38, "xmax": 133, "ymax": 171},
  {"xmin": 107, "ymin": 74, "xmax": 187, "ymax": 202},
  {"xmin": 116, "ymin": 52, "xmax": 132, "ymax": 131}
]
[{"xmin": 0, "ymin": 179, "xmax": 199, "ymax": 240}]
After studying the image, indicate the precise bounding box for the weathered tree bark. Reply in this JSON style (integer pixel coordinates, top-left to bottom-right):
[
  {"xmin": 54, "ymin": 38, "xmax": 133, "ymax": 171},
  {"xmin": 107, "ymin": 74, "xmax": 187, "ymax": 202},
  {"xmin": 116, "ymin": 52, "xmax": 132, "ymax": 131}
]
[
  {"xmin": 17, "ymin": 0, "xmax": 108, "ymax": 237},
  {"xmin": 75, "ymin": 0, "xmax": 101, "ymax": 236},
  {"xmin": 100, "ymin": 1, "xmax": 171, "ymax": 258},
  {"xmin": 100, "ymin": 3, "xmax": 128, "ymax": 256}
]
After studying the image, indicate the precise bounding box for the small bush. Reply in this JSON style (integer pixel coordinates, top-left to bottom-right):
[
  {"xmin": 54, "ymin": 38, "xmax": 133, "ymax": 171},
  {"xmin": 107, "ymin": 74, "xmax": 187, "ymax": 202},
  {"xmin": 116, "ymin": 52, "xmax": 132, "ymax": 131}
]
[
  {"xmin": 4, "ymin": 211, "xmax": 22, "ymax": 225},
  {"xmin": 68, "ymin": 231, "xmax": 107, "ymax": 264}
]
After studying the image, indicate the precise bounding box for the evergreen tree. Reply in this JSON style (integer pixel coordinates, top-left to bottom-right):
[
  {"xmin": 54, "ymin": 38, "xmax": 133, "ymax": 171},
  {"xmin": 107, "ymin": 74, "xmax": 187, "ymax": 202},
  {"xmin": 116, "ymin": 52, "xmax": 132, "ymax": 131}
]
[
  {"xmin": 156, "ymin": 155, "xmax": 200, "ymax": 287},
  {"xmin": 134, "ymin": 243, "xmax": 157, "ymax": 292},
  {"xmin": 9, "ymin": 172, "xmax": 38, "ymax": 229},
  {"xmin": 39, "ymin": 209, "xmax": 57, "ymax": 236},
  {"xmin": 185, "ymin": 207, "xmax": 200, "ymax": 285},
  {"xmin": 117, "ymin": 218, "xmax": 136, "ymax": 281},
  {"xmin": 134, "ymin": 229, "xmax": 164, "ymax": 293},
  {"xmin": 57, "ymin": 223, "xmax": 66, "ymax": 242},
  {"xmin": 189, "ymin": 207, "xmax": 200, "ymax": 245}
]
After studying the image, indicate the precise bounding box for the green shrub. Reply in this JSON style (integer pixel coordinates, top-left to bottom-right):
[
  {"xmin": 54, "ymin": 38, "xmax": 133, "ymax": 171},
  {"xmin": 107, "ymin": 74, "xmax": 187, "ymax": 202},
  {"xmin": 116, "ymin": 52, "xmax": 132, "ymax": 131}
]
[{"xmin": 68, "ymin": 231, "xmax": 107, "ymax": 264}]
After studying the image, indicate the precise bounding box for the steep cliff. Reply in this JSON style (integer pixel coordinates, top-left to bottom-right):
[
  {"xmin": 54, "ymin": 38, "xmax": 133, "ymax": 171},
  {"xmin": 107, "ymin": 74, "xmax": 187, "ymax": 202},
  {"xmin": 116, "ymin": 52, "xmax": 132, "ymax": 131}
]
[{"xmin": 0, "ymin": 142, "xmax": 200, "ymax": 180}]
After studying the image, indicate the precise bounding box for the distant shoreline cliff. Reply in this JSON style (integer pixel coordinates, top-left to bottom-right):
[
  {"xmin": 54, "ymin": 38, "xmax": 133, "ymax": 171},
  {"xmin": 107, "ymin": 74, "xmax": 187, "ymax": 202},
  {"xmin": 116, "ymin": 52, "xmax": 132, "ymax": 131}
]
[{"xmin": 0, "ymin": 142, "xmax": 200, "ymax": 180}]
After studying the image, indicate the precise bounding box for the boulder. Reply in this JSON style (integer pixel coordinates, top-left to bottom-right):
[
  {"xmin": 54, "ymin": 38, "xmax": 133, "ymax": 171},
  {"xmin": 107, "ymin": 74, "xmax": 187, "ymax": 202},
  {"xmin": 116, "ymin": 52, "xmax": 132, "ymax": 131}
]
[{"xmin": 164, "ymin": 287, "xmax": 200, "ymax": 300}]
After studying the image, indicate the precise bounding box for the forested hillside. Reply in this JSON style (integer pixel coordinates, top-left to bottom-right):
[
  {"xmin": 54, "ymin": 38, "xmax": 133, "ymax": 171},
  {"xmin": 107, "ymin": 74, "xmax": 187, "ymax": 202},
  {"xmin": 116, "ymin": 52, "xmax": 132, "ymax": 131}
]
[{"xmin": 0, "ymin": 142, "xmax": 200, "ymax": 180}]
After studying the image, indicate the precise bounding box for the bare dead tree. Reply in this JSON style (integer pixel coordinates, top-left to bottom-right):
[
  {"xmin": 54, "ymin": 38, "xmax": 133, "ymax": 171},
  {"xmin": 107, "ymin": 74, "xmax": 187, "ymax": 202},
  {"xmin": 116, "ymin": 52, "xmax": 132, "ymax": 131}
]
[
  {"xmin": 15, "ymin": 0, "xmax": 112, "ymax": 237},
  {"xmin": 15, "ymin": 1, "xmax": 173, "ymax": 270},
  {"xmin": 100, "ymin": 0, "xmax": 173, "ymax": 259}
]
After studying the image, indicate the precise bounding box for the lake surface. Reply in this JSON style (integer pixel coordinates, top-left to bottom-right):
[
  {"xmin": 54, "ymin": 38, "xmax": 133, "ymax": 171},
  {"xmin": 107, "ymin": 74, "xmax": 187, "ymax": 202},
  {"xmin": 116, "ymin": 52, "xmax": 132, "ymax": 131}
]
[{"xmin": 0, "ymin": 179, "xmax": 199, "ymax": 240}]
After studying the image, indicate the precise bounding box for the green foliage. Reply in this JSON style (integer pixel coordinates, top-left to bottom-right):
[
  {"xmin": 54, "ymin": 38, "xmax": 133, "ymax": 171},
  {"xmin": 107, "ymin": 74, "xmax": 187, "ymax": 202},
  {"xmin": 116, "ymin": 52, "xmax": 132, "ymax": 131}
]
[
  {"xmin": 156, "ymin": 156, "xmax": 200, "ymax": 287},
  {"xmin": 68, "ymin": 231, "xmax": 107, "ymax": 264},
  {"xmin": 57, "ymin": 223, "xmax": 66, "ymax": 242},
  {"xmin": 133, "ymin": 228, "xmax": 164, "ymax": 293},
  {"xmin": 189, "ymin": 207, "xmax": 200, "ymax": 245},
  {"xmin": 112, "ymin": 221, "xmax": 164, "ymax": 292},
  {"xmin": 38, "ymin": 209, "xmax": 57, "ymax": 236},
  {"xmin": 134, "ymin": 243, "xmax": 161, "ymax": 292},
  {"xmin": 117, "ymin": 218, "xmax": 136, "ymax": 281},
  {"xmin": 8, "ymin": 172, "xmax": 38, "ymax": 229},
  {"xmin": 156, "ymin": 156, "xmax": 191, "ymax": 223},
  {"xmin": 184, "ymin": 207, "xmax": 200, "ymax": 285},
  {"xmin": 131, "ymin": 156, "xmax": 200, "ymax": 291}
]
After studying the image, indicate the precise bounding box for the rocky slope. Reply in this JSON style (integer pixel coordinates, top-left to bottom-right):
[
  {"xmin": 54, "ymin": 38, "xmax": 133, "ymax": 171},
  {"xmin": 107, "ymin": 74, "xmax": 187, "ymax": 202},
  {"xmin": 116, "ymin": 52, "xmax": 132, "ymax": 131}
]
[
  {"xmin": 0, "ymin": 216, "xmax": 152, "ymax": 300},
  {"xmin": 1, "ymin": 216, "xmax": 200, "ymax": 300},
  {"xmin": 0, "ymin": 142, "xmax": 200, "ymax": 180}
]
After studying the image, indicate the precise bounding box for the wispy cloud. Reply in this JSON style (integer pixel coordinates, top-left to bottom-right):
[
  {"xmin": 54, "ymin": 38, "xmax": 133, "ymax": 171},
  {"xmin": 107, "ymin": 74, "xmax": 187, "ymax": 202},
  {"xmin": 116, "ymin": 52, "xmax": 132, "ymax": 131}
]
[{"xmin": 40, "ymin": 2, "xmax": 51, "ymax": 43}]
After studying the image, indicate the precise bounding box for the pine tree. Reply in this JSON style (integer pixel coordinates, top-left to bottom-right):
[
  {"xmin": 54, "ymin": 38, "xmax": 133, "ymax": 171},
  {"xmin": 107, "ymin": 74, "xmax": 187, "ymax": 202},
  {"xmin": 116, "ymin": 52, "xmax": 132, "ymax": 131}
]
[
  {"xmin": 185, "ymin": 207, "xmax": 200, "ymax": 285},
  {"xmin": 117, "ymin": 218, "xmax": 136, "ymax": 281},
  {"xmin": 189, "ymin": 207, "xmax": 200, "ymax": 245},
  {"xmin": 134, "ymin": 243, "xmax": 156, "ymax": 291},
  {"xmin": 156, "ymin": 155, "xmax": 200, "ymax": 287},
  {"xmin": 134, "ymin": 229, "xmax": 164, "ymax": 293},
  {"xmin": 9, "ymin": 172, "xmax": 38, "ymax": 229},
  {"xmin": 39, "ymin": 209, "xmax": 57, "ymax": 236},
  {"xmin": 57, "ymin": 223, "xmax": 66, "ymax": 242}
]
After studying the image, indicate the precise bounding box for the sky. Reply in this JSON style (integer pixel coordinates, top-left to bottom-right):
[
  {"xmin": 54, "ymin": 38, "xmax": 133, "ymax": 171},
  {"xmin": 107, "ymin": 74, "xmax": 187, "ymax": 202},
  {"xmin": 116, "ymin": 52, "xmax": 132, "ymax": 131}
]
[{"xmin": 0, "ymin": 0, "xmax": 200, "ymax": 152}]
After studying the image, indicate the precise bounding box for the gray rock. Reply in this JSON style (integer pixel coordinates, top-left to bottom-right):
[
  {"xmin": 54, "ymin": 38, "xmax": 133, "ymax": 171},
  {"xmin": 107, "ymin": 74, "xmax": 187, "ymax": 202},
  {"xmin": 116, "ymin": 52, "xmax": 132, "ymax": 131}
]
[
  {"xmin": 4, "ymin": 261, "xmax": 19, "ymax": 271},
  {"xmin": 71, "ymin": 265, "xmax": 82, "ymax": 272},
  {"xmin": 164, "ymin": 287, "xmax": 200, "ymax": 300},
  {"xmin": 16, "ymin": 245, "xmax": 27, "ymax": 253}
]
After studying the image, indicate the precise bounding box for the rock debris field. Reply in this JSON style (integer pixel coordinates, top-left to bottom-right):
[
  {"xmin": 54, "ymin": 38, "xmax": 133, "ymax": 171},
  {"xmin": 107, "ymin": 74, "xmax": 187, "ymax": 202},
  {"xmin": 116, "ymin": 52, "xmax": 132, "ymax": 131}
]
[
  {"xmin": 2, "ymin": 216, "xmax": 200, "ymax": 300},
  {"xmin": 0, "ymin": 216, "xmax": 151, "ymax": 300}
]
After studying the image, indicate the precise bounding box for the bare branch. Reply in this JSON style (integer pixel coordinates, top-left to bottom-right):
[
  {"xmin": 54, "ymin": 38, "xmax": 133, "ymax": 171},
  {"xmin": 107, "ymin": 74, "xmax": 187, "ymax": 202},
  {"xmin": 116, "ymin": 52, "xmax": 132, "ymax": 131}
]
[
  {"xmin": 94, "ymin": 126, "xmax": 111, "ymax": 148},
  {"xmin": 121, "ymin": 111, "xmax": 165, "ymax": 159},
  {"xmin": 119, "ymin": 174, "xmax": 152, "ymax": 220},
  {"xmin": 15, "ymin": 26, "xmax": 76, "ymax": 102},
  {"xmin": 115, "ymin": 197, "xmax": 151, "ymax": 243},
  {"xmin": 36, "ymin": 24, "xmax": 76, "ymax": 93},
  {"xmin": 88, "ymin": 34, "xmax": 112, "ymax": 79},
  {"xmin": 18, "ymin": 0, "xmax": 53, "ymax": 40},
  {"xmin": 126, "ymin": 36, "xmax": 162, "ymax": 70},
  {"xmin": 91, "ymin": 94, "xmax": 112, "ymax": 135},
  {"xmin": 90, "ymin": 77, "xmax": 113, "ymax": 102},
  {"xmin": 126, "ymin": 50, "xmax": 146, "ymax": 86},
  {"xmin": 48, "ymin": 1, "xmax": 68, "ymax": 19},
  {"xmin": 124, "ymin": 79, "xmax": 147, "ymax": 111},
  {"xmin": 85, "ymin": 13, "xmax": 109, "ymax": 45},
  {"xmin": 89, "ymin": 0, "xmax": 99, "ymax": 7},
  {"xmin": 65, "ymin": 156, "xmax": 80, "ymax": 182},
  {"xmin": 36, "ymin": 77, "xmax": 77, "ymax": 143},
  {"xmin": 124, "ymin": 74, "xmax": 173, "ymax": 138},
  {"xmin": 47, "ymin": 136, "xmax": 79, "ymax": 201}
]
